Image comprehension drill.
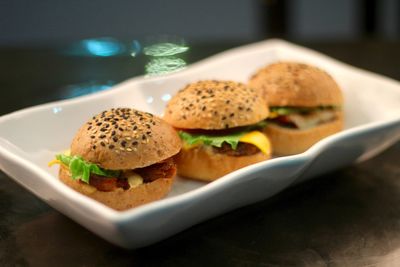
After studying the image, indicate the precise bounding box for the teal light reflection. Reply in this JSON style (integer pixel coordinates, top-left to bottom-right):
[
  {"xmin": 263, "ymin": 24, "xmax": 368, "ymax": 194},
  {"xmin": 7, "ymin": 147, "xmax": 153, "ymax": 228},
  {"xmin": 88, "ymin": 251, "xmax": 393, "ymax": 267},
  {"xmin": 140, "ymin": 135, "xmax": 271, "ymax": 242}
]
[
  {"xmin": 130, "ymin": 40, "xmax": 141, "ymax": 57},
  {"xmin": 66, "ymin": 38, "xmax": 125, "ymax": 57}
]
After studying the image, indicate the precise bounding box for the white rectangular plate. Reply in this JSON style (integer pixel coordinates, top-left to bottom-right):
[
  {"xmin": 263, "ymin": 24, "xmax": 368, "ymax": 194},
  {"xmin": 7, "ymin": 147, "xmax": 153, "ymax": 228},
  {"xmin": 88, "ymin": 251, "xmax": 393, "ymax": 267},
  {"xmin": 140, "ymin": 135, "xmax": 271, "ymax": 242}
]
[{"xmin": 1, "ymin": 39, "xmax": 400, "ymax": 248}]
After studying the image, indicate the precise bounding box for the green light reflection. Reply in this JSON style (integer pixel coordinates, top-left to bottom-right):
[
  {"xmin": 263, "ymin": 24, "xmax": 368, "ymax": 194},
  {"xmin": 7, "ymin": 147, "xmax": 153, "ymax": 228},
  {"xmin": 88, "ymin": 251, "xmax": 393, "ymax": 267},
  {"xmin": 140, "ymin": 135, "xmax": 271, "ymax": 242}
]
[
  {"xmin": 143, "ymin": 43, "xmax": 189, "ymax": 57},
  {"xmin": 145, "ymin": 57, "xmax": 187, "ymax": 76}
]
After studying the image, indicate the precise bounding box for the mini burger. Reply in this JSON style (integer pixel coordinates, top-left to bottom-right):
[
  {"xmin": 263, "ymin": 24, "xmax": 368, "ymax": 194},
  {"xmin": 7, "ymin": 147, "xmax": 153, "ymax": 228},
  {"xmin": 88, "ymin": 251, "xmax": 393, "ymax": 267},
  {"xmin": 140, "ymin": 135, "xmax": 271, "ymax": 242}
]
[
  {"xmin": 49, "ymin": 108, "xmax": 181, "ymax": 210},
  {"xmin": 248, "ymin": 62, "xmax": 344, "ymax": 155},
  {"xmin": 163, "ymin": 80, "xmax": 272, "ymax": 181}
]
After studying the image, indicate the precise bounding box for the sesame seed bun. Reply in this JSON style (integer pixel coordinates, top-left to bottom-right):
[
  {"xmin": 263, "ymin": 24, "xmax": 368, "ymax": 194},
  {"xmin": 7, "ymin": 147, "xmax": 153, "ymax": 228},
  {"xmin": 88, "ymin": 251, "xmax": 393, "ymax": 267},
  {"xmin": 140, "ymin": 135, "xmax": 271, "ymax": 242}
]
[
  {"xmin": 264, "ymin": 115, "xmax": 344, "ymax": 155},
  {"xmin": 71, "ymin": 108, "xmax": 182, "ymax": 170},
  {"xmin": 164, "ymin": 80, "xmax": 269, "ymax": 129},
  {"xmin": 59, "ymin": 166, "xmax": 174, "ymax": 211},
  {"xmin": 176, "ymin": 146, "xmax": 269, "ymax": 182},
  {"xmin": 248, "ymin": 62, "xmax": 343, "ymax": 107}
]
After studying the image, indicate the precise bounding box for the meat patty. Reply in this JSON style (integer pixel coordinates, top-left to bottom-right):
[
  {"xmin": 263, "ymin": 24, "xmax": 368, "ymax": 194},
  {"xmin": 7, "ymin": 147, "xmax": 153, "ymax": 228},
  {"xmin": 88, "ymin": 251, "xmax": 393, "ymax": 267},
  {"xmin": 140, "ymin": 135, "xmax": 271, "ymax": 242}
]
[
  {"xmin": 84, "ymin": 157, "xmax": 177, "ymax": 192},
  {"xmin": 213, "ymin": 142, "xmax": 260, "ymax": 157},
  {"xmin": 88, "ymin": 174, "xmax": 129, "ymax": 192},
  {"xmin": 135, "ymin": 157, "xmax": 177, "ymax": 182}
]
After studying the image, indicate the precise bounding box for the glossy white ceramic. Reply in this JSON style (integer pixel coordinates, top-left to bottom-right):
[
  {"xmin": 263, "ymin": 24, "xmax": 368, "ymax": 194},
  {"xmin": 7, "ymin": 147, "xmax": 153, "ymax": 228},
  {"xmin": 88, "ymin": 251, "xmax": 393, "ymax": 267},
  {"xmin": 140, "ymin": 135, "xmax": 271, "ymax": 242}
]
[{"xmin": 1, "ymin": 39, "xmax": 400, "ymax": 248}]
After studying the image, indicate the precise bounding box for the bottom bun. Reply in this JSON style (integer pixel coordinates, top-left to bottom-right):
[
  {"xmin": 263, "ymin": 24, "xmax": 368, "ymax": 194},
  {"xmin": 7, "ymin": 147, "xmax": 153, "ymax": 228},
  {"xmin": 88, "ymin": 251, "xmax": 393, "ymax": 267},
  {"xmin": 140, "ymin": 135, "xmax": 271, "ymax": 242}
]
[
  {"xmin": 59, "ymin": 167, "xmax": 174, "ymax": 211},
  {"xmin": 264, "ymin": 118, "xmax": 343, "ymax": 156},
  {"xmin": 176, "ymin": 146, "xmax": 270, "ymax": 182}
]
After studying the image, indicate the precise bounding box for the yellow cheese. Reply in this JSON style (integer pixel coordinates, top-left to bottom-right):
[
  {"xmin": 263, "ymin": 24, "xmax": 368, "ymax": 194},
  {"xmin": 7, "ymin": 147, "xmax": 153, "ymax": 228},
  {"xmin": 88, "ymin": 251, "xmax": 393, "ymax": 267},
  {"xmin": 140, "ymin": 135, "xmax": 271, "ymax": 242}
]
[
  {"xmin": 127, "ymin": 173, "xmax": 144, "ymax": 189},
  {"xmin": 239, "ymin": 131, "xmax": 271, "ymax": 156},
  {"xmin": 48, "ymin": 159, "xmax": 61, "ymax": 167},
  {"xmin": 182, "ymin": 141, "xmax": 201, "ymax": 150},
  {"xmin": 268, "ymin": 111, "xmax": 279, "ymax": 119}
]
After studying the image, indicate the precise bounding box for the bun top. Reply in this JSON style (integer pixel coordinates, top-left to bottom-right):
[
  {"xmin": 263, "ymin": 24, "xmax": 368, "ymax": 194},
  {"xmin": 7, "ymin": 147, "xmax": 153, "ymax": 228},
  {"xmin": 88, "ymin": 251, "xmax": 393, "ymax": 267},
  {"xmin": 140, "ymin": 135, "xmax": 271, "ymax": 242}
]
[
  {"xmin": 70, "ymin": 108, "xmax": 181, "ymax": 170},
  {"xmin": 248, "ymin": 62, "xmax": 343, "ymax": 107},
  {"xmin": 163, "ymin": 80, "xmax": 269, "ymax": 130}
]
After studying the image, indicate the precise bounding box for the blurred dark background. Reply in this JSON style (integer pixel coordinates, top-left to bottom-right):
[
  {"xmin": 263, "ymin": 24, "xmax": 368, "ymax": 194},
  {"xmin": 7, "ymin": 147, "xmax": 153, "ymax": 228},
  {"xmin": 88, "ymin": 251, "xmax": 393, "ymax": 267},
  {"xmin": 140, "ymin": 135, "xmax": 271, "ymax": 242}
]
[
  {"xmin": 0, "ymin": 0, "xmax": 399, "ymax": 46},
  {"xmin": 0, "ymin": 0, "xmax": 400, "ymax": 115}
]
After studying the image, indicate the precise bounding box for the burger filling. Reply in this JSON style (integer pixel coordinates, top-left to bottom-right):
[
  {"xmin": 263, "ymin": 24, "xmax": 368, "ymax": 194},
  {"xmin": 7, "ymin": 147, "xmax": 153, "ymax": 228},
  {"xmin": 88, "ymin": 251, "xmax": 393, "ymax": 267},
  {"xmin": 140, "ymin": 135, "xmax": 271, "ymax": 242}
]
[
  {"xmin": 268, "ymin": 106, "xmax": 340, "ymax": 130},
  {"xmin": 49, "ymin": 152, "xmax": 176, "ymax": 192},
  {"xmin": 178, "ymin": 121, "xmax": 271, "ymax": 157}
]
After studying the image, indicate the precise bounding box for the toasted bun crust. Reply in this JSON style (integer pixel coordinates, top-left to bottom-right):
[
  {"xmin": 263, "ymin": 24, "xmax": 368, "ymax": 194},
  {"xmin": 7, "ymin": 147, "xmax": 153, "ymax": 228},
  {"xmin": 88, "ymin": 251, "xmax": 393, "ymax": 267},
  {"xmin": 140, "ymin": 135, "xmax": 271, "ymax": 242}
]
[
  {"xmin": 176, "ymin": 146, "xmax": 270, "ymax": 181},
  {"xmin": 71, "ymin": 108, "xmax": 181, "ymax": 170},
  {"xmin": 264, "ymin": 116, "xmax": 344, "ymax": 155},
  {"xmin": 59, "ymin": 166, "xmax": 174, "ymax": 211},
  {"xmin": 248, "ymin": 62, "xmax": 343, "ymax": 107},
  {"xmin": 164, "ymin": 80, "xmax": 269, "ymax": 129}
]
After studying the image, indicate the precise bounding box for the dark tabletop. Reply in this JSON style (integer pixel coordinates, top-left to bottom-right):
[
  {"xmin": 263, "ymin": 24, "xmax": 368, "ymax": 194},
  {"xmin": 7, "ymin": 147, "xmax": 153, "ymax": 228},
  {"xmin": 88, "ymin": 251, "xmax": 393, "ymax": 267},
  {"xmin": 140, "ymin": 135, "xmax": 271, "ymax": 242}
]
[{"xmin": 1, "ymin": 40, "xmax": 400, "ymax": 267}]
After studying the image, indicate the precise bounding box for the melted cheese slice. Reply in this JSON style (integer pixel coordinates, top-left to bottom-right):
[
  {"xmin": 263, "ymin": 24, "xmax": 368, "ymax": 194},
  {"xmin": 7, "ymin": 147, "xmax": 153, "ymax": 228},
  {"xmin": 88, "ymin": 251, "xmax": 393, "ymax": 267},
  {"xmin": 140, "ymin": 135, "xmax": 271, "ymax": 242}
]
[{"xmin": 239, "ymin": 131, "xmax": 271, "ymax": 156}]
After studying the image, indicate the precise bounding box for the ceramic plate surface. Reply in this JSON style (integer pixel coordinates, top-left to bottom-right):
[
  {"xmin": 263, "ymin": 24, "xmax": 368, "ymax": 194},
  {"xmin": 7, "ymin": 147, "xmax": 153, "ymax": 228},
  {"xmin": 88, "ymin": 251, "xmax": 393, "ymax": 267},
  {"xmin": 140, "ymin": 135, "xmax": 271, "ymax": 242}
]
[{"xmin": 1, "ymin": 39, "xmax": 400, "ymax": 248}]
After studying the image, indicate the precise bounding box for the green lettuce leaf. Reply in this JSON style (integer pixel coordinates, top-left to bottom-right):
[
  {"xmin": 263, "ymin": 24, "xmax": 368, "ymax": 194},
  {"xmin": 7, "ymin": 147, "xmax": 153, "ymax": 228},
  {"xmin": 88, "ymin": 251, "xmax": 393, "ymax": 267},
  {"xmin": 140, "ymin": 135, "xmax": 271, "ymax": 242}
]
[
  {"xmin": 270, "ymin": 106, "xmax": 338, "ymax": 116},
  {"xmin": 178, "ymin": 121, "xmax": 268, "ymax": 150},
  {"xmin": 56, "ymin": 154, "xmax": 120, "ymax": 184},
  {"xmin": 179, "ymin": 131, "xmax": 243, "ymax": 149}
]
